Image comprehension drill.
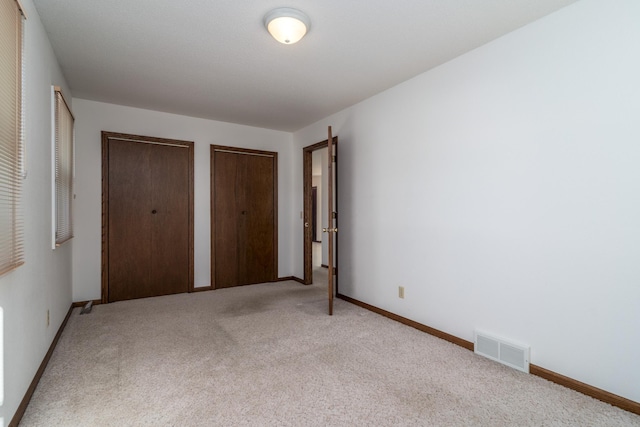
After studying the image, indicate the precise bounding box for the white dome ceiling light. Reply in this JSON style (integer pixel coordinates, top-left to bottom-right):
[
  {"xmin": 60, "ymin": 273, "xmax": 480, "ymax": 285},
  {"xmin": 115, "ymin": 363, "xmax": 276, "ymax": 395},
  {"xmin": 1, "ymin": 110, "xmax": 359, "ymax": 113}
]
[{"xmin": 264, "ymin": 8, "xmax": 310, "ymax": 45}]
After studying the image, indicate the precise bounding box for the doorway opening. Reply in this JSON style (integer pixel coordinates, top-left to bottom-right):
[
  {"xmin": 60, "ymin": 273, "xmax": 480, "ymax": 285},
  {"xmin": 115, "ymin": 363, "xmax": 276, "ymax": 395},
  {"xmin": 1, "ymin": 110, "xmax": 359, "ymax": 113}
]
[{"xmin": 303, "ymin": 137, "xmax": 337, "ymax": 296}]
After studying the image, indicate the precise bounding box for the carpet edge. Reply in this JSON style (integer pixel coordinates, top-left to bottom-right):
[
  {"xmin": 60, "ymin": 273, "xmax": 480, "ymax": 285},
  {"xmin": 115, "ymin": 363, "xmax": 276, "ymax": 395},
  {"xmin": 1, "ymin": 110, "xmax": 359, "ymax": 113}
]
[
  {"xmin": 336, "ymin": 292, "xmax": 640, "ymax": 416},
  {"xmin": 9, "ymin": 303, "xmax": 75, "ymax": 427}
]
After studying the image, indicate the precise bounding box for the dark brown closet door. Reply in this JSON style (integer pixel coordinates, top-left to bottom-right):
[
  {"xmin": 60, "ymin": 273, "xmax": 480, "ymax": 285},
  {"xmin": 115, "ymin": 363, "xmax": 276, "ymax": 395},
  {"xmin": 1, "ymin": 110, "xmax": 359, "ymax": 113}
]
[
  {"xmin": 150, "ymin": 143, "xmax": 190, "ymax": 296},
  {"xmin": 213, "ymin": 150, "xmax": 241, "ymax": 288},
  {"xmin": 107, "ymin": 139, "xmax": 153, "ymax": 300},
  {"xmin": 211, "ymin": 146, "xmax": 277, "ymax": 289},
  {"xmin": 103, "ymin": 132, "xmax": 193, "ymax": 302}
]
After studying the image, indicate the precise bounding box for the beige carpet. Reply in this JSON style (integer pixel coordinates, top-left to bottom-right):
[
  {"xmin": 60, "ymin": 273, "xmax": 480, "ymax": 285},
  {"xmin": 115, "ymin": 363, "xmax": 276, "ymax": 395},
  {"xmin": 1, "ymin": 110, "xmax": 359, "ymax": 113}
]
[{"xmin": 20, "ymin": 279, "xmax": 640, "ymax": 426}]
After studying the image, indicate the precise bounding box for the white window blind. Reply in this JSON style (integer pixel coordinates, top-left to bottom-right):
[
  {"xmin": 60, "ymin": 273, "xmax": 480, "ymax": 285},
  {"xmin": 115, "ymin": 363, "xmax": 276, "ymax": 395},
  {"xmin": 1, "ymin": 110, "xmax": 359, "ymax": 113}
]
[
  {"xmin": 54, "ymin": 87, "xmax": 74, "ymax": 246},
  {"xmin": 0, "ymin": 0, "xmax": 25, "ymax": 275}
]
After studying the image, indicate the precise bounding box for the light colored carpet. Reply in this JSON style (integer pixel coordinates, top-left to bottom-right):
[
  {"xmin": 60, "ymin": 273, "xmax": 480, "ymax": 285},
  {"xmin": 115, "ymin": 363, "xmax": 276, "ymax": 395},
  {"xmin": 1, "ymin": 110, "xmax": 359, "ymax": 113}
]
[
  {"xmin": 20, "ymin": 280, "xmax": 640, "ymax": 427},
  {"xmin": 312, "ymin": 265, "xmax": 328, "ymax": 287}
]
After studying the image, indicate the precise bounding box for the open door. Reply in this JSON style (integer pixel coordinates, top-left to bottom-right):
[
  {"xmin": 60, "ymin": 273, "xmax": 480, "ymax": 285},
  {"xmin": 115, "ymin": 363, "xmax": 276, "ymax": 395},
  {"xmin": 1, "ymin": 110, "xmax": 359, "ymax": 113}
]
[
  {"xmin": 326, "ymin": 126, "xmax": 336, "ymax": 315},
  {"xmin": 302, "ymin": 129, "xmax": 337, "ymax": 315}
]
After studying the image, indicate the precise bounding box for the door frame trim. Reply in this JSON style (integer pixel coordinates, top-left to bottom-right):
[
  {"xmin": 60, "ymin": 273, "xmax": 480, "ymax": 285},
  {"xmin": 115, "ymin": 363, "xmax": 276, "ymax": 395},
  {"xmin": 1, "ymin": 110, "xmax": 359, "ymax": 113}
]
[
  {"xmin": 210, "ymin": 145, "xmax": 279, "ymax": 289},
  {"xmin": 303, "ymin": 137, "xmax": 338, "ymax": 290},
  {"xmin": 101, "ymin": 131, "xmax": 195, "ymax": 303}
]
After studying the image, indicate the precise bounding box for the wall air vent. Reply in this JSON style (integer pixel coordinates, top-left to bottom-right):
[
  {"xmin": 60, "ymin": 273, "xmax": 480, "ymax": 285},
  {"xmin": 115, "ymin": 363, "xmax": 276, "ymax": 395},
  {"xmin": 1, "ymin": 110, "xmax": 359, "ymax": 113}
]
[{"xmin": 474, "ymin": 330, "xmax": 530, "ymax": 373}]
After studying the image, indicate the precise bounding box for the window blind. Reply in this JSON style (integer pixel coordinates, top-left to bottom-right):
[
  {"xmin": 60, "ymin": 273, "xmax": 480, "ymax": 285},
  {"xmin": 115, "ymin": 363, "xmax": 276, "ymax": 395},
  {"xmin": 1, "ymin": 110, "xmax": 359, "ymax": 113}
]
[
  {"xmin": 0, "ymin": 0, "xmax": 25, "ymax": 275},
  {"xmin": 54, "ymin": 88, "xmax": 74, "ymax": 246}
]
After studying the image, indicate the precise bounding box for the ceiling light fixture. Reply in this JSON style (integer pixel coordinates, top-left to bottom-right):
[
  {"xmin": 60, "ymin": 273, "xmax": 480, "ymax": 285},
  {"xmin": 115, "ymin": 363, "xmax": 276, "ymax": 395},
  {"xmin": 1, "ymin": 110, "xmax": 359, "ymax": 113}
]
[{"xmin": 264, "ymin": 7, "xmax": 310, "ymax": 45}]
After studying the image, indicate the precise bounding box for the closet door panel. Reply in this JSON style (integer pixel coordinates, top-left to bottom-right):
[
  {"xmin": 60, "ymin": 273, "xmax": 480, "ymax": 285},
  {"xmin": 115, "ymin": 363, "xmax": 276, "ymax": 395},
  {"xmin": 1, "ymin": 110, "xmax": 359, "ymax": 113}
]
[
  {"xmin": 108, "ymin": 140, "xmax": 152, "ymax": 301},
  {"xmin": 213, "ymin": 151, "xmax": 241, "ymax": 288},
  {"xmin": 103, "ymin": 132, "xmax": 194, "ymax": 303},
  {"xmin": 151, "ymin": 143, "xmax": 190, "ymax": 295},
  {"xmin": 211, "ymin": 146, "xmax": 277, "ymax": 289},
  {"xmin": 243, "ymin": 154, "xmax": 275, "ymax": 284}
]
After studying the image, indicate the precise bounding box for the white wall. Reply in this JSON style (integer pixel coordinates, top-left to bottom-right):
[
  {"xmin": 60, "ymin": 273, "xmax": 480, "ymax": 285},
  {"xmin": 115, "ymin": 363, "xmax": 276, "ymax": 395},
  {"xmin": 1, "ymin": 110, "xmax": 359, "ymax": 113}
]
[
  {"xmin": 293, "ymin": 0, "xmax": 640, "ymax": 403},
  {"xmin": 0, "ymin": 0, "xmax": 72, "ymax": 424},
  {"xmin": 72, "ymin": 99, "xmax": 294, "ymax": 301}
]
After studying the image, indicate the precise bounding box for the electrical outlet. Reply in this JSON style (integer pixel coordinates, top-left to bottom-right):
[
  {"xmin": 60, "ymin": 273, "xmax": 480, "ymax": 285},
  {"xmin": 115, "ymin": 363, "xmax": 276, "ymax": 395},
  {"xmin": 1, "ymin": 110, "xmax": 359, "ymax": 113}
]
[
  {"xmin": 398, "ymin": 286, "xmax": 405, "ymax": 299},
  {"xmin": 47, "ymin": 310, "xmax": 50, "ymax": 327}
]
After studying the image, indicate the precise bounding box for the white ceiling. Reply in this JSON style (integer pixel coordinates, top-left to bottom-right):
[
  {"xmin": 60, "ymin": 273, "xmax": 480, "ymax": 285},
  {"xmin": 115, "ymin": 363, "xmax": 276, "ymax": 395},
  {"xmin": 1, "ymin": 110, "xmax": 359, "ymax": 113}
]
[{"xmin": 32, "ymin": 0, "xmax": 579, "ymax": 132}]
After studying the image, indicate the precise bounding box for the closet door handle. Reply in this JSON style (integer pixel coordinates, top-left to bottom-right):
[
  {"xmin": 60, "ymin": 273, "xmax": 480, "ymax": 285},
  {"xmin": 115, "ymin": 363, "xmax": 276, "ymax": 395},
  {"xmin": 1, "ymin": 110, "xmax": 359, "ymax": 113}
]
[{"xmin": 151, "ymin": 209, "xmax": 157, "ymax": 214}]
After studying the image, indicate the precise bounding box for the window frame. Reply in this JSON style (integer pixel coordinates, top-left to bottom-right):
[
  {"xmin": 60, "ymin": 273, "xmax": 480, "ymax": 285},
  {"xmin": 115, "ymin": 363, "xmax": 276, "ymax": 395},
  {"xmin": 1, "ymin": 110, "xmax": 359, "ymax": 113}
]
[{"xmin": 52, "ymin": 86, "xmax": 75, "ymax": 248}]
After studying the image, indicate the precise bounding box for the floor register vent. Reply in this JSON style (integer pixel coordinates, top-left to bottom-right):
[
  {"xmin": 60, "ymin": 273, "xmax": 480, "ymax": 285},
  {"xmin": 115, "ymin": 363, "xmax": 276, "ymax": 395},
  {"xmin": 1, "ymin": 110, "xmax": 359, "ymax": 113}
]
[{"xmin": 474, "ymin": 330, "xmax": 530, "ymax": 373}]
